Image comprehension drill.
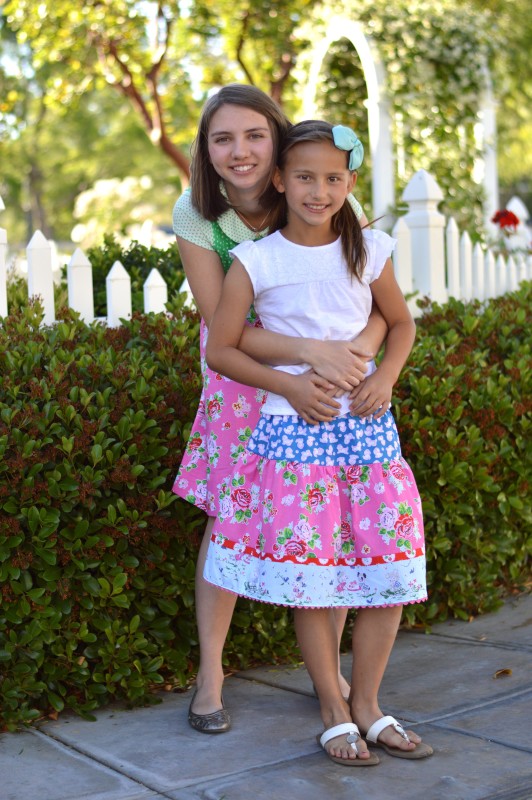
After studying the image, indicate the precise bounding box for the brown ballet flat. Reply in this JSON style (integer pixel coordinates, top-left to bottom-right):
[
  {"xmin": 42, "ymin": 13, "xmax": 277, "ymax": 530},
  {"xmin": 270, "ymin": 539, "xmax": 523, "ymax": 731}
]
[{"xmin": 188, "ymin": 690, "xmax": 231, "ymax": 734}]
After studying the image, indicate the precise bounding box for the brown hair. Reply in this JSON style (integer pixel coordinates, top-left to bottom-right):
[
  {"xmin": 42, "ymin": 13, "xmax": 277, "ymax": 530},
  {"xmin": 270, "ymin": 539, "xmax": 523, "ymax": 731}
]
[
  {"xmin": 272, "ymin": 119, "xmax": 367, "ymax": 280},
  {"xmin": 190, "ymin": 84, "xmax": 291, "ymax": 222}
]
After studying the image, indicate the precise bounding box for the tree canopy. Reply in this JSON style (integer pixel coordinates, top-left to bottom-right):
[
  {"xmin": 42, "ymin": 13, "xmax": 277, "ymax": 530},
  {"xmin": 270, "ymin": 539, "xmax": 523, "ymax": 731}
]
[{"xmin": 1, "ymin": 0, "xmax": 530, "ymax": 244}]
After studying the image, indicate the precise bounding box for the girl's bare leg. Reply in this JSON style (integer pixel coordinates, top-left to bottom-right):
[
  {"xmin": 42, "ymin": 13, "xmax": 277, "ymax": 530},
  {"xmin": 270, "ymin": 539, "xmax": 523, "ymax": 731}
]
[
  {"xmin": 350, "ymin": 606, "xmax": 422, "ymax": 751},
  {"xmin": 331, "ymin": 607, "xmax": 351, "ymax": 698},
  {"xmin": 294, "ymin": 608, "xmax": 372, "ymax": 762},
  {"xmin": 190, "ymin": 516, "xmax": 238, "ymax": 714}
]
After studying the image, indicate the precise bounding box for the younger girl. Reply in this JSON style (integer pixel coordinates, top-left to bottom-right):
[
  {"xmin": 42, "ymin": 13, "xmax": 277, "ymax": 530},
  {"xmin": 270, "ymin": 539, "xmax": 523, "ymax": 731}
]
[{"xmin": 205, "ymin": 120, "xmax": 432, "ymax": 765}]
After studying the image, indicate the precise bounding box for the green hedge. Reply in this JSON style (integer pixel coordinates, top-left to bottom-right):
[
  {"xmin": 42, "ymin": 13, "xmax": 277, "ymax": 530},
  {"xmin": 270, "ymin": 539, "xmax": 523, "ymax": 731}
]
[{"xmin": 0, "ymin": 282, "xmax": 530, "ymax": 729}]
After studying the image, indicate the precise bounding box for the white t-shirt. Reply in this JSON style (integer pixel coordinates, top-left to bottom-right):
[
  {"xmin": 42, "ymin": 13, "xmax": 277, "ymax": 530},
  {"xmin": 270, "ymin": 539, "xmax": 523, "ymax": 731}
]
[{"xmin": 230, "ymin": 229, "xmax": 396, "ymax": 416}]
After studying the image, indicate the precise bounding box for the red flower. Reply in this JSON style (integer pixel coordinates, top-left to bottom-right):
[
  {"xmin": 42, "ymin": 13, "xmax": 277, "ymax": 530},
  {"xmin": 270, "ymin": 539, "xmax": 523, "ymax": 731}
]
[
  {"xmin": 340, "ymin": 520, "xmax": 352, "ymax": 541},
  {"xmin": 285, "ymin": 539, "xmax": 308, "ymax": 557},
  {"xmin": 207, "ymin": 398, "xmax": 222, "ymax": 417},
  {"xmin": 491, "ymin": 209, "xmax": 520, "ymax": 231},
  {"xmin": 344, "ymin": 466, "xmax": 363, "ymax": 485},
  {"xmin": 187, "ymin": 435, "xmax": 202, "ymax": 451},
  {"xmin": 307, "ymin": 487, "xmax": 325, "ymax": 508},
  {"xmin": 389, "ymin": 462, "xmax": 407, "ymax": 481},
  {"xmin": 231, "ymin": 487, "xmax": 252, "ymax": 509},
  {"xmin": 394, "ymin": 513, "xmax": 414, "ymax": 537}
]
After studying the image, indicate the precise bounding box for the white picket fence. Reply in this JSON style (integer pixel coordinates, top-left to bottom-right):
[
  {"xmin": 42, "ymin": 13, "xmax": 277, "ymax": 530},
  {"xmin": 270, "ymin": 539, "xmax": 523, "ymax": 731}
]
[
  {"xmin": 390, "ymin": 171, "xmax": 531, "ymax": 314},
  {"xmin": 0, "ymin": 170, "xmax": 530, "ymax": 326}
]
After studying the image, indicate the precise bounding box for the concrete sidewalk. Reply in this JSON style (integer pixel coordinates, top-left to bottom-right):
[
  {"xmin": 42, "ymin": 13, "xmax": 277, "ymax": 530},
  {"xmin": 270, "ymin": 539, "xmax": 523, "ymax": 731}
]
[{"xmin": 3, "ymin": 593, "xmax": 532, "ymax": 800}]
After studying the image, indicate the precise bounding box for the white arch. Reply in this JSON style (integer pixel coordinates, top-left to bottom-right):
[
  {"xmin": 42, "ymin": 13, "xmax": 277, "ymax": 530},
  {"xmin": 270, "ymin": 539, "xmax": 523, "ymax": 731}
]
[{"xmin": 300, "ymin": 17, "xmax": 395, "ymax": 224}]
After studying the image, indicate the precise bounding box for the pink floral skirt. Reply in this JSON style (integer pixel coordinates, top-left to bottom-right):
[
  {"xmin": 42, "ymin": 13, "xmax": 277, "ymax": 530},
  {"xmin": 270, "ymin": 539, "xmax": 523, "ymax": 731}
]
[
  {"xmin": 172, "ymin": 319, "xmax": 266, "ymax": 515},
  {"xmin": 203, "ymin": 412, "xmax": 427, "ymax": 609}
]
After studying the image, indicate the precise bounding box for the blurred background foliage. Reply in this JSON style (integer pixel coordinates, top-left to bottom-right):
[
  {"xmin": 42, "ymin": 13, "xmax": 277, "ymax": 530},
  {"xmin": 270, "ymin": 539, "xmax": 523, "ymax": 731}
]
[{"xmin": 0, "ymin": 0, "xmax": 530, "ymax": 249}]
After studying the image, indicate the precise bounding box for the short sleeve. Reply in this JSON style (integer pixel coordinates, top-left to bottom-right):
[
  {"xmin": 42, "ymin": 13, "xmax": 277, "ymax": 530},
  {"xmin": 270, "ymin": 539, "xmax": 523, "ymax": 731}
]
[
  {"xmin": 229, "ymin": 240, "xmax": 262, "ymax": 294},
  {"xmin": 347, "ymin": 193, "xmax": 363, "ymax": 219},
  {"xmin": 363, "ymin": 229, "xmax": 397, "ymax": 283},
  {"xmin": 172, "ymin": 189, "xmax": 214, "ymax": 250}
]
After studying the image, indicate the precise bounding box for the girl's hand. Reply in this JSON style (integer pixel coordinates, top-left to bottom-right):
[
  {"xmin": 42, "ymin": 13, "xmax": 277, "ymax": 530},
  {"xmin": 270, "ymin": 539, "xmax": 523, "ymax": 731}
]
[
  {"xmin": 349, "ymin": 368, "xmax": 394, "ymax": 419},
  {"xmin": 285, "ymin": 372, "xmax": 342, "ymax": 426},
  {"xmin": 304, "ymin": 340, "xmax": 372, "ymax": 391}
]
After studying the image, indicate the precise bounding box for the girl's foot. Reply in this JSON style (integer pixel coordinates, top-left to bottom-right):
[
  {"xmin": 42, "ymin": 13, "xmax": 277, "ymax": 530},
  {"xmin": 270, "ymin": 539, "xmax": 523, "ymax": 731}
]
[
  {"xmin": 318, "ymin": 723, "xmax": 379, "ymax": 766},
  {"xmin": 357, "ymin": 714, "xmax": 433, "ymax": 759}
]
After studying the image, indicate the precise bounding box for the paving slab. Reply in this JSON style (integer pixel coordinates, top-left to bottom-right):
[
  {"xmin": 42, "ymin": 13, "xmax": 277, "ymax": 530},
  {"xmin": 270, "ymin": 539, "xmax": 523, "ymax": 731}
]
[
  {"xmin": 1, "ymin": 728, "xmax": 161, "ymax": 800},
  {"xmin": 431, "ymin": 594, "xmax": 532, "ymax": 650},
  {"xmin": 163, "ymin": 726, "xmax": 532, "ymax": 800},
  {"xmin": 37, "ymin": 682, "xmax": 321, "ymax": 794},
  {"xmin": 432, "ymin": 689, "xmax": 532, "ymax": 753}
]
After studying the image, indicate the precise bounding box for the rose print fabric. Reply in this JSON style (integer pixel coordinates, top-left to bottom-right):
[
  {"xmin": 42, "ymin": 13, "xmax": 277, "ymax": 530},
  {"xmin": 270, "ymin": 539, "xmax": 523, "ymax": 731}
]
[
  {"xmin": 203, "ymin": 412, "xmax": 427, "ymax": 608},
  {"xmin": 172, "ymin": 318, "xmax": 266, "ymax": 515},
  {"xmin": 172, "ymin": 221, "xmax": 266, "ymax": 515}
]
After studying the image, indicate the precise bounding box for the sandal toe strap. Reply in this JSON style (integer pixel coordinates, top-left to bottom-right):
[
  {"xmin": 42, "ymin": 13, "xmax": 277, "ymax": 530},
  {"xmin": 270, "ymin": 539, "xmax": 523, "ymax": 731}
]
[
  {"xmin": 320, "ymin": 722, "xmax": 361, "ymax": 753},
  {"xmin": 366, "ymin": 715, "xmax": 410, "ymax": 744}
]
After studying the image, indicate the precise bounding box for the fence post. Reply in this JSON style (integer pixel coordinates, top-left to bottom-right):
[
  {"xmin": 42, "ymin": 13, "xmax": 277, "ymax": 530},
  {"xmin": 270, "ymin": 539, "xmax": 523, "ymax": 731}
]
[
  {"xmin": 27, "ymin": 230, "xmax": 55, "ymax": 325},
  {"xmin": 143, "ymin": 267, "xmax": 168, "ymax": 314},
  {"xmin": 106, "ymin": 260, "xmax": 132, "ymax": 327},
  {"xmin": 67, "ymin": 248, "xmax": 94, "ymax": 323},
  {"xmin": 401, "ymin": 170, "xmax": 447, "ymax": 303}
]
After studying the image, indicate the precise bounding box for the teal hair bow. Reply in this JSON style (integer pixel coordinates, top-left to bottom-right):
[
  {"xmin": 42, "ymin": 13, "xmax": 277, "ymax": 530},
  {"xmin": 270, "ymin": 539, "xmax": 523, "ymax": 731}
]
[{"xmin": 331, "ymin": 125, "xmax": 364, "ymax": 171}]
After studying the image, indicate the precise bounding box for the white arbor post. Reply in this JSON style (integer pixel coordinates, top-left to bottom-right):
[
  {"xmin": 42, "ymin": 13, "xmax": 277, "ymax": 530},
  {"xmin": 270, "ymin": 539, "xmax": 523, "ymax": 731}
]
[
  {"xmin": 143, "ymin": 268, "xmax": 167, "ymax": 314},
  {"xmin": 27, "ymin": 230, "xmax": 55, "ymax": 325},
  {"xmin": 401, "ymin": 170, "xmax": 447, "ymax": 304},
  {"xmin": 67, "ymin": 248, "xmax": 94, "ymax": 323},
  {"xmin": 106, "ymin": 261, "xmax": 132, "ymax": 327}
]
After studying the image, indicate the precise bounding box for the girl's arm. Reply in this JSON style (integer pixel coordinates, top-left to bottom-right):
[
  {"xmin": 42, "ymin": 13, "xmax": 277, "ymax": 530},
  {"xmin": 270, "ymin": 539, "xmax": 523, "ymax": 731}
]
[
  {"xmin": 206, "ymin": 260, "xmax": 342, "ymax": 425},
  {"xmin": 178, "ymin": 235, "xmax": 386, "ymax": 391},
  {"xmin": 176, "ymin": 236, "xmax": 225, "ymax": 324},
  {"xmin": 350, "ymin": 259, "xmax": 415, "ymax": 419},
  {"xmin": 239, "ymin": 304, "xmax": 387, "ymax": 391}
]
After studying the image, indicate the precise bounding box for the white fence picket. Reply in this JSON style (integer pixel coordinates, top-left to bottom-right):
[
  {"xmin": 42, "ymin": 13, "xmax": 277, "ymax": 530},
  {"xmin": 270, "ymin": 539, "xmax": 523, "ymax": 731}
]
[
  {"xmin": 106, "ymin": 261, "xmax": 132, "ymax": 327},
  {"xmin": 446, "ymin": 217, "xmax": 460, "ymax": 300},
  {"xmin": 68, "ymin": 248, "xmax": 94, "ymax": 323},
  {"xmin": 27, "ymin": 231, "xmax": 55, "ymax": 325},
  {"xmin": 144, "ymin": 267, "xmax": 168, "ymax": 314}
]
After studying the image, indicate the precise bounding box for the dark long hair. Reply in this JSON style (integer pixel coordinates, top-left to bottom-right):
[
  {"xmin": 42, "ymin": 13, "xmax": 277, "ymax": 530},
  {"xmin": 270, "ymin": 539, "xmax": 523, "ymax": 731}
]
[
  {"xmin": 272, "ymin": 120, "xmax": 367, "ymax": 280},
  {"xmin": 189, "ymin": 84, "xmax": 291, "ymax": 222}
]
